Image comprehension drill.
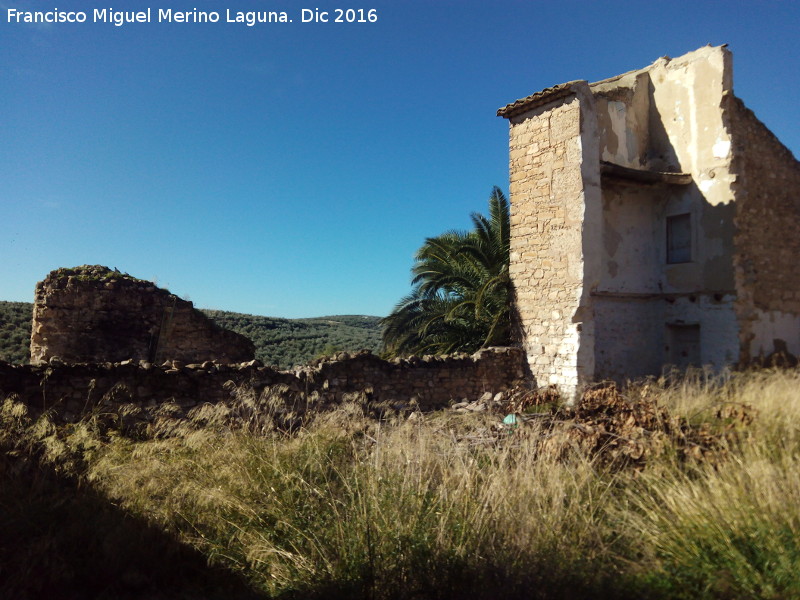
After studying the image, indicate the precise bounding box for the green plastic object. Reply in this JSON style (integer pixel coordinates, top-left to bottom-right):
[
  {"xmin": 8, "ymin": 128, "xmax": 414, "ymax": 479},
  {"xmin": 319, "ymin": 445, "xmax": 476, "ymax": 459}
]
[{"xmin": 503, "ymin": 414, "xmax": 518, "ymax": 426}]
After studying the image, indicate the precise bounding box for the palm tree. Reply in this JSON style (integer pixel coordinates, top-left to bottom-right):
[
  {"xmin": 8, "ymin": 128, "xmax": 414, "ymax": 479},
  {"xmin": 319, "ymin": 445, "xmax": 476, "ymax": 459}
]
[{"xmin": 382, "ymin": 187, "xmax": 511, "ymax": 357}]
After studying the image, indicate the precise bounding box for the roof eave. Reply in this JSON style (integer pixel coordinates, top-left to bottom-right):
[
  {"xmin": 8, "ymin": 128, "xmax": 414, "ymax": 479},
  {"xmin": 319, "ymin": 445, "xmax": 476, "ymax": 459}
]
[{"xmin": 496, "ymin": 80, "xmax": 585, "ymax": 119}]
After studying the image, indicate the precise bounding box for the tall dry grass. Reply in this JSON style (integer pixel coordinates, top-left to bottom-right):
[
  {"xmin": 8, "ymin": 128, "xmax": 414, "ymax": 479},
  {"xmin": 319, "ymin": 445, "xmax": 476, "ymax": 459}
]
[
  {"xmin": 87, "ymin": 403, "xmax": 629, "ymax": 598},
  {"xmin": 2, "ymin": 369, "xmax": 800, "ymax": 599},
  {"xmin": 616, "ymin": 370, "xmax": 800, "ymax": 599}
]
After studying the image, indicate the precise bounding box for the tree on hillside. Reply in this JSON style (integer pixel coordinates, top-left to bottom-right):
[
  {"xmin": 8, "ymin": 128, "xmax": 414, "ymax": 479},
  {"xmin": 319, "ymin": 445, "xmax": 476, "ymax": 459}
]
[{"xmin": 381, "ymin": 187, "xmax": 511, "ymax": 357}]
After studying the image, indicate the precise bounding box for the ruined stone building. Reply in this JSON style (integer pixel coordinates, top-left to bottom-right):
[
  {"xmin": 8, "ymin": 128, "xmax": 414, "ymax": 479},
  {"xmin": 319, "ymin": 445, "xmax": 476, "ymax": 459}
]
[
  {"xmin": 498, "ymin": 45, "xmax": 800, "ymax": 393},
  {"xmin": 30, "ymin": 265, "xmax": 255, "ymax": 365}
]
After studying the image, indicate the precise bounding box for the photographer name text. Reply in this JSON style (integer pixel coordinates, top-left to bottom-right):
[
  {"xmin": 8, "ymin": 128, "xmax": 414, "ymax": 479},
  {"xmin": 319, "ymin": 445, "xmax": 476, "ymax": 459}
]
[{"xmin": 6, "ymin": 7, "xmax": 379, "ymax": 26}]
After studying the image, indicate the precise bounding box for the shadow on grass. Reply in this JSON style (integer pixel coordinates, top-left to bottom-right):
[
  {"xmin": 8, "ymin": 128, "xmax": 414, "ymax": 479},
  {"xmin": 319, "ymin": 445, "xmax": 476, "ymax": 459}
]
[
  {"xmin": 0, "ymin": 455, "xmax": 266, "ymax": 600},
  {"xmin": 265, "ymin": 563, "xmax": 660, "ymax": 600},
  {"xmin": 0, "ymin": 454, "xmax": 670, "ymax": 600}
]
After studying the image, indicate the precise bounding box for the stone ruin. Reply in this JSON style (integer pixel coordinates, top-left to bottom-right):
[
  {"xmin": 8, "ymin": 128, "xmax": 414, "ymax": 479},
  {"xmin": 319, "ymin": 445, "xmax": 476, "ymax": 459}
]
[
  {"xmin": 29, "ymin": 265, "xmax": 255, "ymax": 365},
  {"xmin": 498, "ymin": 45, "xmax": 800, "ymax": 395},
  {"xmin": 0, "ymin": 265, "xmax": 527, "ymax": 426},
  {"xmin": 1, "ymin": 347, "xmax": 527, "ymax": 426}
]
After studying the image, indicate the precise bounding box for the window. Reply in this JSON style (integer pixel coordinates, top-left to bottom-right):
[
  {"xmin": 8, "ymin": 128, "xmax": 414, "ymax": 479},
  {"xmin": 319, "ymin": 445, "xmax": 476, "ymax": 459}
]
[{"xmin": 666, "ymin": 213, "xmax": 692, "ymax": 263}]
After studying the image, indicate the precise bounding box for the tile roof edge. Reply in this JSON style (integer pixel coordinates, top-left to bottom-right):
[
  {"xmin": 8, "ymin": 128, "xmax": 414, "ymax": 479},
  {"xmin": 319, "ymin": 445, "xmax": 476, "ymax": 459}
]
[{"xmin": 497, "ymin": 80, "xmax": 586, "ymax": 119}]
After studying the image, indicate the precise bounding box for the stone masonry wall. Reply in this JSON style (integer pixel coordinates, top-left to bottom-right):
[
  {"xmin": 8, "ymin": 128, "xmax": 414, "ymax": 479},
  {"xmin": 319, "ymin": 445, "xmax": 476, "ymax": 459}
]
[
  {"xmin": 507, "ymin": 86, "xmax": 598, "ymax": 392},
  {"xmin": 728, "ymin": 96, "xmax": 800, "ymax": 361},
  {"xmin": 0, "ymin": 347, "xmax": 527, "ymax": 424},
  {"xmin": 30, "ymin": 266, "xmax": 254, "ymax": 365}
]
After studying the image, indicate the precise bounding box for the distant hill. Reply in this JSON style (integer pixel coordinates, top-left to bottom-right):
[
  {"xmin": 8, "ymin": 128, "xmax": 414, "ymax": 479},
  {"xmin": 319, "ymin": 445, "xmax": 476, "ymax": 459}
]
[
  {"xmin": 201, "ymin": 310, "xmax": 383, "ymax": 368},
  {"xmin": 0, "ymin": 301, "xmax": 32, "ymax": 364},
  {"xmin": 0, "ymin": 301, "xmax": 383, "ymax": 368}
]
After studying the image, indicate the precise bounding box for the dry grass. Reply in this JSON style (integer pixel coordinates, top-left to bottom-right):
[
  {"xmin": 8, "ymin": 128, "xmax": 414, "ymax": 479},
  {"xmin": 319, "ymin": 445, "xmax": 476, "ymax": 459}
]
[{"xmin": 2, "ymin": 369, "xmax": 800, "ymax": 599}]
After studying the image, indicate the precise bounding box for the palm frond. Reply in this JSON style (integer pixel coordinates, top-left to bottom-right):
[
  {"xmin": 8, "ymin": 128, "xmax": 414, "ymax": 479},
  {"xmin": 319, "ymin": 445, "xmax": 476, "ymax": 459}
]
[{"xmin": 382, "ymin": 187, "xmax": 512, "ymax": 357}]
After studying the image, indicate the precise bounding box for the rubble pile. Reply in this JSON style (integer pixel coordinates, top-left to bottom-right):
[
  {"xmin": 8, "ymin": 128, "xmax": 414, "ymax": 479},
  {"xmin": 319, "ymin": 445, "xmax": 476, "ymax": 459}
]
[{"xmin": 450, "ymin": 382, "xmax": 751, "ymax": 468}]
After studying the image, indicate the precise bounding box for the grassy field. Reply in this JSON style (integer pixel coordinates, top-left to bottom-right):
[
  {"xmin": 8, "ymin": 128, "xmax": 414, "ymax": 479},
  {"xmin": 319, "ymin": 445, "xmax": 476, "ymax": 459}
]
[{"xmin": 1, "ymin": 370, "xmax": 799, "ymax": 599}]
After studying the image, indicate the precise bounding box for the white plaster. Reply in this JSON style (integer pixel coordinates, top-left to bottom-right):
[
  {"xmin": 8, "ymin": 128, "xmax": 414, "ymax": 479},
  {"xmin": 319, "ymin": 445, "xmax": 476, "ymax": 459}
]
[
  {"xmin": 593, "ymin": 298, "xmax": 663, "ymax": 382},
  {"xmin": 712, "ymin": 139, "xmax": 731, "ymax": 159},
  {"xmin": 699, "ymin": 179, "xmax": 716, "ymax": 193},
  {"xmin": 598, "ymin": 186, "xmax": 661, "ymax": 293},
  {"xmin": 665, "ymin": 296, "xmax": 739, "ymax": 369},
  {"xmin": 602, "ymin": 101, "xmax": 631, "ymax": 164},
  {"xmin": 748, "ymin": 309, "xmax": 800, "ymax": 358},
  {"xmin": 688, "ymin": 70, "xmax": 699, "ymax": 176},
  {"xmin": 594, "ymin": 295, "xmax": 739, "ymax": 383}
]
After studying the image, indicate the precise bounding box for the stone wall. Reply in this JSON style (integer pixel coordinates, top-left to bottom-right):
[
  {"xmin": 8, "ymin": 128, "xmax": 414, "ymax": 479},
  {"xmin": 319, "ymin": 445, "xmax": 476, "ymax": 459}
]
[
  {"xmin": 30, "ymin": 266, "xmax": 254, "ymax": 365},
  {"xmin": 0, "ymin": 347, "xmax": 527, "ymax": 424},
  {"xmin": 728, "ymin": 96, "xmax": 800, "ymax": 362},
  {"xmin": 506, "ymin": 83, "xmax": 600, "ymax": 391}
]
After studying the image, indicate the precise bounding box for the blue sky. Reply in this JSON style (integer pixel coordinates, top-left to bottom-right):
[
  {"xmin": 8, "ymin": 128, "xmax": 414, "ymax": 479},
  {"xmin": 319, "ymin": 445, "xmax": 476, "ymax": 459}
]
[{"xmin": 3, "ymin": 0, "xmax": 799, "ymax": 318}]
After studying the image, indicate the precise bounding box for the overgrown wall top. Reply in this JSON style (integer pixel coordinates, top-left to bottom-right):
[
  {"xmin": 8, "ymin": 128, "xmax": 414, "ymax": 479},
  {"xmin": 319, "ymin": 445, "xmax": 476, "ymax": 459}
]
[{"xmin": 0, "ymin": 347, "xmax": 527, "ymax": 423}]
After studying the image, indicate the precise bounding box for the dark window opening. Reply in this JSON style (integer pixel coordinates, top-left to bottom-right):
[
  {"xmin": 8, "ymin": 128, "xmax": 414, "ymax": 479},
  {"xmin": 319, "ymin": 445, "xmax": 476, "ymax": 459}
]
[
  {"xmin": 667, "ymin": 213, "xmax": 692, "ymax": 263},
  {"xmin": 665, "ymin": 323, "xmax": 701, "ymax": 369}
]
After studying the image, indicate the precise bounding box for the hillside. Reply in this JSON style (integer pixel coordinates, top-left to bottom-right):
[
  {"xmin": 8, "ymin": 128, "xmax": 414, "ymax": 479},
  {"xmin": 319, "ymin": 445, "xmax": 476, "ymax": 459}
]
[
  {"xmin": 201, "ymin": 310, "xmax": 383, "ymax": 368},
  {"xmin": 0, "ymin": 302, "xmax": 31, "ymax": 364},
  {"xmin": 0, "ymin": 301, "xmax": 382, "ymax": 368}
]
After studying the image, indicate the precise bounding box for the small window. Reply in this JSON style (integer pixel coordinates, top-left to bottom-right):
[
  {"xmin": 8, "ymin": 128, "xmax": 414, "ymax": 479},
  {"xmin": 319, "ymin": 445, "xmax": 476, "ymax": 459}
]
[{"xmin": 667, "ymin": 213, "xmax": 691, "ymax": 264}]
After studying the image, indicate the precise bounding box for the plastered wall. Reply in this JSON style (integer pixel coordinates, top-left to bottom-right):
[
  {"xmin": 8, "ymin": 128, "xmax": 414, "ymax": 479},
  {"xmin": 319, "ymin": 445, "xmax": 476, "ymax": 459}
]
[
  {"xmin": 589, "ymin": 48, "xmax": 740, "ymax": 380},
  {"xmin": 594, "ymin": 71, "xmax": 651, "ymax": 169},
  {"xmin": 647, "ymin": 48, "xmax": 737, "ymax": 296},
  {"xmin": 501, "ymin": 46, "xmax": 795, "ymax": 392}
]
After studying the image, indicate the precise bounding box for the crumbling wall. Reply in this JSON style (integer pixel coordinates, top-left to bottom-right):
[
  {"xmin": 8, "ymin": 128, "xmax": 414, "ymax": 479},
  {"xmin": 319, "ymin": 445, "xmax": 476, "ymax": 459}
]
[
  {"xmin": 593, "ymin": 297, "xmax": 664, "ymax": 382},
  {"xmin": 30, "ymin": 266, "xmax": 254, "ymax": 365},
  {"xmin": 502, "ymin": 46, "xmax": 751, "ymax": 391},
  {"xmin": 0, "ymin": 347, "xmax": 527, "ymax": 424},
  {"xmin": 728, "ymin": 96, "xmax": 800, "ymax": 362},
  {"xmin": 648, "ymin": 47, "xmax": 738, "ymax": 295},
  {"xmin": 591, "ymin": 47, "xmax": 740, "ymax": 381},
  {"xmin": 501, "ymin": 46, "xmax": 800, "ymax": 389},
  {"xmin": 594, "ymin": 71, "xmax": 651, "ymax": 169}
]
